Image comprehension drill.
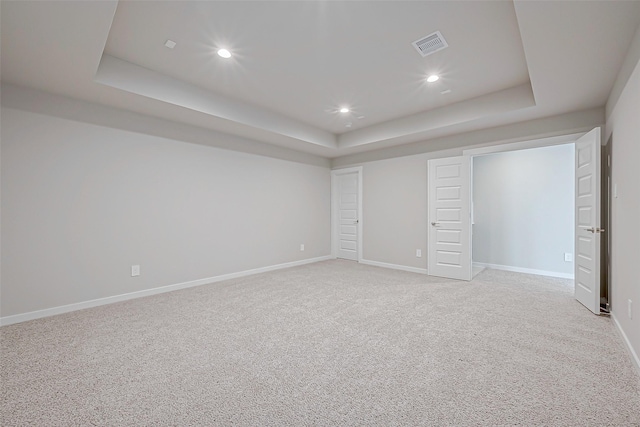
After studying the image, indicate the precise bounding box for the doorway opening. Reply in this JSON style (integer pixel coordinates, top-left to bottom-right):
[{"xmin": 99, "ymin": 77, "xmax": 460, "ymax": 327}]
[
  {"xmin": 427, "ymin": 133, "xmax": 584, "ymax": 282},
  {"xmin": 471, "ymin": 143, "xmax": 576, "ymax": 280}
]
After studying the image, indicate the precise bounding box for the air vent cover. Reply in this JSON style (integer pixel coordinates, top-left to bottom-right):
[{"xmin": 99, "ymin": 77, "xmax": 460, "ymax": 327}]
[{"xmin": 412, "ymin": 31, "xmax": 448, "ymax": 57}]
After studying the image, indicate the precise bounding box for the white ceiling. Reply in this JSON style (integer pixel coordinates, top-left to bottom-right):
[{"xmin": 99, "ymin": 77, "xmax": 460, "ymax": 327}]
[{"xmin": 2, "ymin": 1, "xmax": 639, "ymax": 159}]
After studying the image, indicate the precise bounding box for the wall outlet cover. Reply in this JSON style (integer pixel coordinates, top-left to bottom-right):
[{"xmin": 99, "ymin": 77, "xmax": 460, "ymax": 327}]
[
  {"xmin": 416, "ymin": 249, "xmax": 422, "ymax": 257},
  {"xmin": 131, "ymin": 265, "xmax": 140, "ymax": 277}
]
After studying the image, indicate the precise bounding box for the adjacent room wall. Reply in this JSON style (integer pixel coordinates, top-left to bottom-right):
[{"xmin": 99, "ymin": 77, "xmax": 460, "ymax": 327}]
[
  {"xmin": 605, "ymin": 31, "xmax": 640, "ymax": 368},
  {"xmin": 472, "ymin": 144, "xmax": 575, "ymax": 276},
  {"xmin": 1, "ymin": 105, "xmax": 331, "ymax": 319}
]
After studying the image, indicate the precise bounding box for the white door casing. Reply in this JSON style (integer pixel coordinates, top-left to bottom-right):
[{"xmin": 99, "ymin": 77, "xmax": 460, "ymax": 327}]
[
  {"xmin": 331, "ymin": 167, "xmax": 362, "ymax": 261},
  {"xmin": 428, "ymin": 156, "xmax": 472, "ymax": 280},
  {"xmin": 575, "ymin": 128, "xmax": 602, "ymax": 314}
]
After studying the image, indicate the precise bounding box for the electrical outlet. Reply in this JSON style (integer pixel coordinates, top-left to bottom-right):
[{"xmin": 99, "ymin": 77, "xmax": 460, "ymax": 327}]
[
  {"xmin": 131, "ymin": 265, "xmax": 140, "ymax": 277},
  {"xmin": 564, "ymin": 253, "xmax": 572, "ymax": 262},
  {"xmin": 629, "ymin": 299, "xmax": 633, "ymax": 320},
  {"xmin": 416, "ymin": 249, "xmax": 422, "ymax": 258},
  {"xmin": 300, "ymin": 244, "xmax": 305, "ymax": 251}
]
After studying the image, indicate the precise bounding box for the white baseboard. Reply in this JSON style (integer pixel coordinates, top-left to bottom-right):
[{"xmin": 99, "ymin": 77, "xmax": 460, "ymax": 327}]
[
  {"xmin": 360, "ymin": 259, "xmax": 427, "ymax": 275},
  {"xmin": 473, "ymin": 262, "xmax": 574, "ymax": 279},
  {"xmin": 611, "ymin": 313, "xmax": 640, "ymax": 375},
  {"xmin": 0, "ymin": 255, "xmax": 332, "ymax": 327}
]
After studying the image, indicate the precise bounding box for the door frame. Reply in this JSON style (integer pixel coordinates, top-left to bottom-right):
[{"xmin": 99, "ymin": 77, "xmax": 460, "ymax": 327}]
[
  {"xmin": 331, "ymin": 167, "xmax": 363, "ymax": 262},
  {"xmin": 463, "ymin": 129, "xmax": 606, "ymax": 313},
  {"xmin": 462, "ymin": 132, "xmax": 585, "ymax": 158},
  {"xmin": 463, "ymin": 132, "xmax": 586, "ymax": 278},
  {"xmin": 427, "ymin": 131, "xmax": 582, "ymax": 281}
]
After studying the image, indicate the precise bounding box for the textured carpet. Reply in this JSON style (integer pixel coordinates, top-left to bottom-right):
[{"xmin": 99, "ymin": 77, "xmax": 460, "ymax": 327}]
[{"xmin": 2, "ymin": 260, "xmax": 639, "ymax": 426}]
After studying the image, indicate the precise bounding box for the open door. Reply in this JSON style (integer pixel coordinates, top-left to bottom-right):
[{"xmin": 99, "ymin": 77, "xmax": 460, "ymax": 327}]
[
  {"xmin": 428, "ymin": 156, "xmax": 471, "ymax": 280},
  {"xmin": 575, "ymin": 128, "xmax": 602, "ymax": 314}
]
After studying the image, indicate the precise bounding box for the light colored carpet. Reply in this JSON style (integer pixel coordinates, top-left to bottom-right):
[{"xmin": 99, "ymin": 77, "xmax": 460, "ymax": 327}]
[{"xmin": 2, "ymin": 260, "xmax": 639, "ymax": 426}]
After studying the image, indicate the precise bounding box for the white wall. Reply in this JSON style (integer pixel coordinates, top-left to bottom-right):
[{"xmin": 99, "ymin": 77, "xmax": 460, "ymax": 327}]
[
  {"xmin": 472, "ymin": 144, "xmax": 575, "ymax": 276},
  {"xmin": 362, "ymin": 156, "xmax": 428, "ymax": 270},
  {"xmin": 605, "ymin": 34, "xmax": 640, "ymax": 367},
  {"xmin": 1, "ymin": 106, "xmax": 331, "ymax": 318}
]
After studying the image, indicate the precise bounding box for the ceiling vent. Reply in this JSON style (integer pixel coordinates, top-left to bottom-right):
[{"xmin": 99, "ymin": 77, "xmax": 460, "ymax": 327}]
[{"xmin": 412, "ymin": 31, "xmax": 448, "ymax": 57}]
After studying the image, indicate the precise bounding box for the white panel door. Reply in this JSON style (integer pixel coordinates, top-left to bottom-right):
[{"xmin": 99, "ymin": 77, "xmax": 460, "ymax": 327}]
[
  {"xmin": 428, "ymin": 156, "xmax": 471, "ymax": 280},
  {"xmin": 334, "ymin": 170, "xmax": 360, "ymax": 261},
  {"xmin": 575, "ymin": 128, "xmax": 602, "ymax": 314}
]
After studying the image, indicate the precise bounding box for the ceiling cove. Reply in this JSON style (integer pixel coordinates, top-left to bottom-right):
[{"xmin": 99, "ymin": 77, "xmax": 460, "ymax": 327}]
[{"xmin": 95, "ymin": 1, "xmax": 534, "ymax": 155}]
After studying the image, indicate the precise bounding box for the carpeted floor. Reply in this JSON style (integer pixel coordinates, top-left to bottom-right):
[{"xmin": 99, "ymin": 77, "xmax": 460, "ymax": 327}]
[{"xmin": 2, "ymin": 260, "xmax": 639, "ymax": 426}]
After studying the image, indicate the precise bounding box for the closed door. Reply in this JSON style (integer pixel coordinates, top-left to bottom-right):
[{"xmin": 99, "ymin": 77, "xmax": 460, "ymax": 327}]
[
  {"xmin": 575, "ymin": 128, "xmax": 602, "ymax": 314},
  {"xmin": 333, "ymin": 170, "xmax": 360, "ymax": 261},
  {"xmin": 428, "ymin": 156, "xmax": 471, "ymax": 280}
]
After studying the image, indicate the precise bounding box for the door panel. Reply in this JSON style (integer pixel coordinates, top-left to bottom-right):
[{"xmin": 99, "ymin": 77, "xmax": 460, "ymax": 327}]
[
  {"xmin": 437, "ymin": 186, "xmax": 461, "ymax": 200},
  {"xmin": 436, "ymin": 229, "xmax": 461, "ymax": 244},
  {"xmin": 574, "ymin": 128, "xmax": 602, "ymax": 314},
  {"xmin": 428, "ymin": 156, "xmax": 471, "ymax": 280}
]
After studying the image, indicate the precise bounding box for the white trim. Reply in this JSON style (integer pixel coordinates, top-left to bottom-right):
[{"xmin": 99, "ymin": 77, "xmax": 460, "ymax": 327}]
[
  {"xmin": 360, "ymin": 259, "xmax": 427, "ymax": 275},
  {"xmin": 463, "ymin": 132, "xmax": 584, "ymax": 157},
  {"xmin": 0, "ymin": 256, "xmax": 332, "ymax": 327},
  {"xmin": 611, "ymin": 313, "xmax": 640, "ymax": 374},
  {"xmin": 473, "ymin": 262, "xmax": 574, "ymax": 279},
  {"xmin": 331, "ymin": 166, "xmax": 363, "ymax": 263}
]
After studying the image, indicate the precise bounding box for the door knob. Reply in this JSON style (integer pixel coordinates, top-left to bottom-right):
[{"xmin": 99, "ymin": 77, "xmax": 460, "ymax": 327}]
[
  {"xmin": 586, "ymin": 227, "xmax": 605, "ymax": 233},
  {"xmin": 431, "ymin": 222, "xmax": 440, "ymax": 227}
]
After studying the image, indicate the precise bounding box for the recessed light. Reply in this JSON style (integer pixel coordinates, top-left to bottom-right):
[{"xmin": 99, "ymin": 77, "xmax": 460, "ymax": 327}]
[
  {"xmin": 426, "ymin": 74, "xmax": 439, "ymax": 83},
  {"xmin": 164, "ymin": 39, "xmax": 176, "ymax": 49},
  {"xmin": 217, "ymin": 48, "xmax": 232, "ymax": 59},
  {"xmin": 339, "ymin": 107, "xmax": 350, "ymax": 113}
]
